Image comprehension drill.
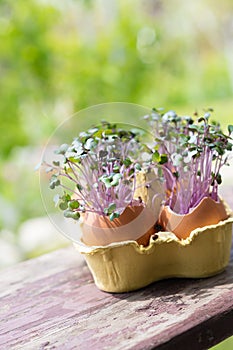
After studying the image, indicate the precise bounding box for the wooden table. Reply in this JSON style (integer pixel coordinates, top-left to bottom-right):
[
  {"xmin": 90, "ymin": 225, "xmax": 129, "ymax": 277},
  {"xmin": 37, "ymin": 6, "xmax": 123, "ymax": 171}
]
[
  {"xmin": 0, "ymin": 239, "xmax": 232, "ymax": 350},
  {"xmin": 1, "ymin": 182, "xmax": 233, "ymax": 350}
]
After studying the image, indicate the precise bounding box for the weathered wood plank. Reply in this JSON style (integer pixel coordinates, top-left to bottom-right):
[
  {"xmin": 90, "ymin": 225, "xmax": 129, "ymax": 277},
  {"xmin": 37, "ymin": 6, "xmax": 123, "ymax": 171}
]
[{"xmin": 0, "ymin": 243, "xmax": 233, "ymax": 350}]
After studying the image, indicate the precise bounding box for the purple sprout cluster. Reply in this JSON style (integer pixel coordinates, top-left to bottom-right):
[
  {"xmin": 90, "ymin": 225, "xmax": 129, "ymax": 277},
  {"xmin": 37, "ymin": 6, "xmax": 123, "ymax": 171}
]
[
  {"xmin": 44, "ymin": 109, "xmax": 233, "ymax": 221},
  {"xmin": 44, "ymin": 122, "xmax": 143, "ymax": 221},
  {"xmin": 145, "ymin": 108, "xmax": 233, "ymax": 214}
]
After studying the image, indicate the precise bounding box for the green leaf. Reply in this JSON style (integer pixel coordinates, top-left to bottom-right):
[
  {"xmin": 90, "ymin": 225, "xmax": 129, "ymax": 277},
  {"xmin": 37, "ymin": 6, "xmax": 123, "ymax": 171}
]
[
  {"xmin": 88, "ymin": 127, "xmax": 99, "ymax": 134},
  {"xmin": 142, "ymin": 143, "xmax": 153, "ymax": 153},
  {"xmin": 152, "ymin": 150, "xmax": 160, "ymax": 163},
  {"xmin": 216, "ymin": 147, "xmax": 224, "ymax": 156},
  {"xmin": 49, "ymin": 175, "xmax": 60, "ymax": 189},
  {"xmin": 135, "ymin": 163, "xmax": 142, "ymax": 171},
  {"xmin": 99, "ymin": 150, "xmax": 108, "ymax": 158},
  {"xmin": 123, "ymin": 158, "xmax": 132, "ymax": 167},
  {"xmin": 53, "ymin": 161, "xmax": 60, "ymax": 166},
  {"xmin": 94, "ymin": 130, "xmax": 104, "ymax": 139},
  {"xmin": 85, "ymin": 138, "xmax": 97, "ymax": 150},
  {"xmin": 64, "ymin": 210, "xmax": 80, "ymax": 220},
  {"xmin": 104, "ymin": 203, "xmax": 117, "ymax": 215},
  {"xmin": 59, "ymin": 201, "xmax": 68, "ymax": 210},
  {"xmin": 103, "ymin": 207, "xmax": 109, "ymax": 215},
  {"xmin": 68, "ymin": 200, "xmax": 80, "ymax": 210},
  {"xmin": 54, "ymin": 144, "xmax": 69, "ymax": 155},
  {"xmin": 109, "ymin": 212, "xmax": 120, "ymax": 221},
  {"xmin": 113, "ymin": 165, "xmax": 120, "ymax": 173},
  {"xmin": 111, "ymin": 173, "xmax": 122, "ymax": 186},
  {"xmin": 76, "ymin": 183, "xmax": 83, "ymax": 191},
  {"xmin": 61, "ymin": 193, "xmax": 71, "ymax": 202},
  {"xmin": 173, "ymin": 171, "xmax": 179, "ymax": 178},
  {"xmin": 228, "ymin": 125, "xmax": 233, "ymax": 134},
  {"xmin": 216, "ymin": 173, "xmax": 222, "ymax": 185},
  {"xmin": 99, "ymin": 175, "xmax": 112, "ymax": 188},
  {"xmin": 188, "ymin": 125, "xmax": 200, "ymax": 132},
  {"xmin": 184, "ymin": 116, "xmax": 194, "ymax": 125},
  {"xmin": 128, "ymin": 168, "xmax": 135, "ymax": 176},
  {"xmin": 204, "ymin": 112, "xmax": 211, "ymax": 119},
  {"xmin": 107, "ymin": 203, "xmax": 116, "ymax": 213},
  {"xmin": 159, "ymin": 154, "xmax": 168, "ymax": 165}
]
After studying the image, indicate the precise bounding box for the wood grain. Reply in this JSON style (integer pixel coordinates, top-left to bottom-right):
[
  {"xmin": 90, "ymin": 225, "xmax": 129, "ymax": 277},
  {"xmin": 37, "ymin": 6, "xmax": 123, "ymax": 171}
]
[
  {"xmin": 0, "ymin": 244, "xmax": 232, "ymax": 349},
  {"xmin": 0, "ymin": 194, "xmax": 233, "ymax": 349}
]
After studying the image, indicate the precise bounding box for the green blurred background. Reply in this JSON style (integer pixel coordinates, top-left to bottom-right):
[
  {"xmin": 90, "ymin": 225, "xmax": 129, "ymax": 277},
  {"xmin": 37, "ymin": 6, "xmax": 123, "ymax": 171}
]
[{"xmin": 0, "ymin": 0, "xmax": 233, "ymax": 347}]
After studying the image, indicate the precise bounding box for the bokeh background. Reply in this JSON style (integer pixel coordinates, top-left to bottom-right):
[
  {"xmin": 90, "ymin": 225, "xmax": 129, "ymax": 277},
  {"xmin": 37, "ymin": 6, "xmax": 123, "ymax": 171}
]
[
  {"xmin": 1, "ymin": 0, "xmax": 233, "ymax": 257},
  {"xmin": 1, "ymin": 1, "xmax": 233, "ymax": 346},
  {"xmin": 1, "ymin": 0, "xmax": 233, "ymax": 348}
]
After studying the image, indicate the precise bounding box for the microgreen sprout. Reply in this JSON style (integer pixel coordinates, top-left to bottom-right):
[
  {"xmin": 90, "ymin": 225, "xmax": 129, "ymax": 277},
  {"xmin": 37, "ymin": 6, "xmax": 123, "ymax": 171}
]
[
  {"xmin": 43, "ymin": 121, "xmax": 145, "ymax": 221},
  {"xmin": 145, "ymin": 108, "xmax": 233, "ymax": 214}
]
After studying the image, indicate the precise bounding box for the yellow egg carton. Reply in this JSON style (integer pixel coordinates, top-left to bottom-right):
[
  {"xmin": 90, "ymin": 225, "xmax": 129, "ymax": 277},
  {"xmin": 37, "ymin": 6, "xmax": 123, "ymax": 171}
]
[{"xmin": 75, "ymin": 213, "xmax": 233, "ymax": 293}]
